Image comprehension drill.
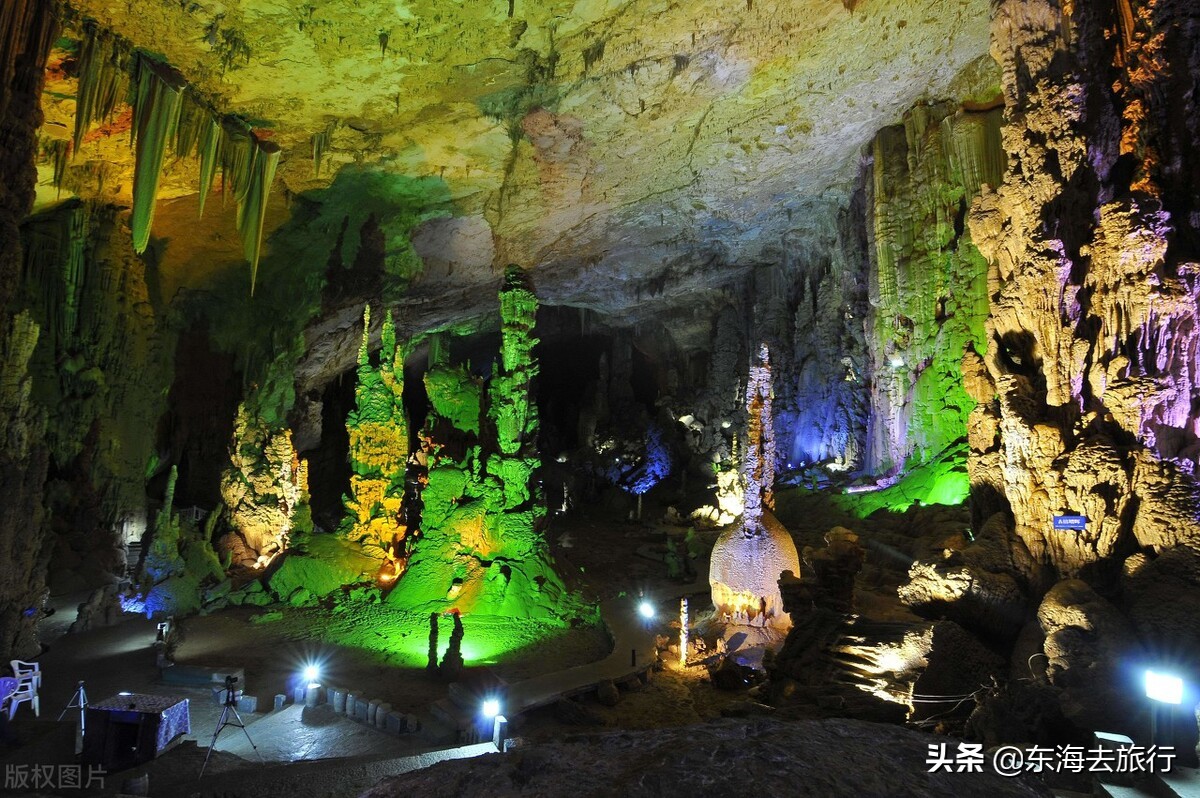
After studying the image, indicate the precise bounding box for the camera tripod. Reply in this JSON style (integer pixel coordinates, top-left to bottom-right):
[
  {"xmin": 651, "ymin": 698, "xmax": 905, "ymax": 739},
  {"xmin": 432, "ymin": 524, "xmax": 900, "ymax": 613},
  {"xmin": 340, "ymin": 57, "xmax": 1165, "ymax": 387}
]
[
  {"xmin": 58, "ymin": 680, "xmax": 88, "ymax": 735},
  {"xmin": 199, "ymin": 677, "xmax": 260, "ymax": 779}
]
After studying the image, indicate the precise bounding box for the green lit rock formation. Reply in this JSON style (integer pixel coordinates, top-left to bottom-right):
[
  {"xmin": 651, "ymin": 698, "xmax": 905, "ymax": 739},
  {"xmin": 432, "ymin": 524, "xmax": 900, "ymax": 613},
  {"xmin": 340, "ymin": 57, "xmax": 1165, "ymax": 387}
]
[
  {"xmin": 388, "ymin": 267, "xmax": 574, "ymax": 622},
  {"xmin": 863, "ymin": 102, "xmax": 1001, "ymax": 475},
  {"xmin": 137, "ymin": 466, "xmax": 224, "ymax": 617},
  {"xmin": 342, "ymin": 304, "xmax": 409, "ymax": 567}
]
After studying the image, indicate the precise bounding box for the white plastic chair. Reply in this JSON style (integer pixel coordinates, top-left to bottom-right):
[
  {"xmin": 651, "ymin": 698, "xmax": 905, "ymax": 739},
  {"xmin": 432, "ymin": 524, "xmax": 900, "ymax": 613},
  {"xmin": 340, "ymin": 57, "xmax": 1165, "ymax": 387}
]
[{"xmin": 8, "ymin": 660, "xmax": 41, "ymax": 719}]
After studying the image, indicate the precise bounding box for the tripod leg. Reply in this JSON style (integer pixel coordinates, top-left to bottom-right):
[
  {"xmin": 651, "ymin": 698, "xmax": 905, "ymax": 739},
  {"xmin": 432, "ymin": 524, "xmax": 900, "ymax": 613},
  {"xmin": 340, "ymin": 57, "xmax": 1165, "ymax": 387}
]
[
  {"xmin": 227, "ymin": 707, "xmax": 263, "ymax": 762},
  {"xmin": 199, "ymin": 704, "xmax": 231, "ymax": 780}
]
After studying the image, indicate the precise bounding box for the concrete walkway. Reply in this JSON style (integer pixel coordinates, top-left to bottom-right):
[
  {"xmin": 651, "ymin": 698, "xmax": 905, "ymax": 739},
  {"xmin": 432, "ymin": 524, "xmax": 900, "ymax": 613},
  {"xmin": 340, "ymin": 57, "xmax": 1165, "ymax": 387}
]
[
  {"xmin": 215, "ymin": 704, "xmax": 413, "ymax": 763},
  {"xmin": 159, "ymin": 739, "xmax": 503, "ymax": 798},
  {"xmin": 16, "ymin": 550, "xmax": 716, "ymax": 796}
]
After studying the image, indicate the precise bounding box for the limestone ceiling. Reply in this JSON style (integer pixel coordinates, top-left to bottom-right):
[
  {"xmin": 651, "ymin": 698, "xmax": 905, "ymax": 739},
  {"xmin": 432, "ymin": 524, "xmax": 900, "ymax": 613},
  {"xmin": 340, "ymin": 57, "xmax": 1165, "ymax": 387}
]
[{"xmin": 51, "ymin": 0, "xmax": 992, "ymax": 314}]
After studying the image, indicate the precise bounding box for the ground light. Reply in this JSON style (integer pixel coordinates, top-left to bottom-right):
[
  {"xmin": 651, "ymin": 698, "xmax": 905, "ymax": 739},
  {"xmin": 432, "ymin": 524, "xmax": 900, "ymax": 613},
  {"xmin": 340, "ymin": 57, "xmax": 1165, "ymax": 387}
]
[
  {"xmin": 302, "ymin": 663, "xmax": 323, "ymax": 708},
  {"xmin": 481, "ymin": 698, "xmax": 501, "ymax": 718},
  {"xmin": 1145, "ymin": 670, "xmax": 1184, "ymax": 705},
  {"xmin": 638, "ymin": 601, "xmax": 655, "ymax": 619},
  {"xmin": 1145, "ymin": 669, "xmax": 1185, "ymax": 748}
]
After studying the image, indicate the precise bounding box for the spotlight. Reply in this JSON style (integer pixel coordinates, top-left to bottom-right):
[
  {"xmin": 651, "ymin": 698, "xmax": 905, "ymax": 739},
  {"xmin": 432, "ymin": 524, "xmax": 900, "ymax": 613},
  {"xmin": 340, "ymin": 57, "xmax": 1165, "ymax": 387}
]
[
  {"xmin": 303, "ymin": 664, "xmax": 321, "ymax": 685},
  {"xmin": 1145, "ymin": 669, "xmax": 1184, "ymax": 705},
  {"xmin": 481, "ymin": 698, "xmax": 501, "ymax": 718},
  {"xmin": 889, "ymin": 356, "xmax": 904, "ymax": 368},
  {"xmin": 638, "ymin": 601, "xmax": 655, "ymax": 619}
]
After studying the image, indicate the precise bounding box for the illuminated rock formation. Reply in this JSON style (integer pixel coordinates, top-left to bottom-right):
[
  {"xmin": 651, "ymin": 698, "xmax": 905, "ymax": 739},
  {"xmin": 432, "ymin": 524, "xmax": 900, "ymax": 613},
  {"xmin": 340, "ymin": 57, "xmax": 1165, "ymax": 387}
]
[
  {"xmin": 342, "ymin": 304, "xmax": 408, "ymax": 565},
  {"xmin": 387, "ymin": 267, "xmax": 577, "ymax": 622},
  {"xmin": 220, "ymin": 401, "xmax": 309, "ymax": 565},
  {"xmin": 966, "ymin": 0, "xmax": 1200, "ymax": 577},
  {"xmin": 710, "ymin": 344, "xmax": 800, "ymax": 629},
  {"xmin": 862, "ymin": 101, "xmax": 1000, "ymax": 475}
]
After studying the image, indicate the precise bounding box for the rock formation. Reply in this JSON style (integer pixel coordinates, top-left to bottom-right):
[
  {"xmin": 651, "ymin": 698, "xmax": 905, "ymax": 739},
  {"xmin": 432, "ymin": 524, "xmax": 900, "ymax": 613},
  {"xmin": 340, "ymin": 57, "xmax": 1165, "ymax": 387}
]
[
  {"xmin": 341, "ymin": 304, "xmax": 408, "ymax": 565},
  {"xmin": 710, "ymin": 344, "xmax": 801, "ymax": 630},
  {"xmin": 1, "ymin": 0, "xmax": 1198, "ymax": 765},
  {"xmin": 967, "ymin": 0, "xmax": 1200, "ymax": 578}
]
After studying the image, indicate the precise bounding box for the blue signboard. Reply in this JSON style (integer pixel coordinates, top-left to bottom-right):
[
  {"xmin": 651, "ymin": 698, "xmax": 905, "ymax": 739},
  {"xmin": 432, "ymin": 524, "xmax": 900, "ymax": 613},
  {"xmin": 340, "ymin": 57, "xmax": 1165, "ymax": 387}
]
[{"xmin": 1053, "ymin": 515, "xmax": 1087, "ymax": 530}]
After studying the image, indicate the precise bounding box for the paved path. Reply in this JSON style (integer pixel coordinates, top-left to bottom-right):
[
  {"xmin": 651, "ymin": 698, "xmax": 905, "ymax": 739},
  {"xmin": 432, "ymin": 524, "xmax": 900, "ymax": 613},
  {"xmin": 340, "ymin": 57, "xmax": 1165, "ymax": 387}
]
[
  {"xmin": 216, "ymin": 704, "xmax": 414, "ymax": 763},
  {"xmin": 162, "ymin": 739, "xmax": 502, "ymax": 798}
]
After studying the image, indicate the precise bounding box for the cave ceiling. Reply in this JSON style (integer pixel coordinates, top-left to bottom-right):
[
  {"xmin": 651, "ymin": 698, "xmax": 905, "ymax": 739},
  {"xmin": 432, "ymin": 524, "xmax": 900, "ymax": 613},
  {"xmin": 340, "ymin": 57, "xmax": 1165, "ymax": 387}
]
[{"xmin": 45, "ymin": 0, "xmax": 992, "ymax": 327}]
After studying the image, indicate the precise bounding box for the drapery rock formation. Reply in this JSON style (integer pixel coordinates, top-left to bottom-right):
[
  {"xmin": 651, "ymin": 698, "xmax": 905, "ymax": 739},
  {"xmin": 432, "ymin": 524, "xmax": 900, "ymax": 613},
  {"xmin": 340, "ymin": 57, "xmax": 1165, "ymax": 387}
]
[{"xmin": 864, "ymin": 100, "xmax": 1001, "ymax": 475}]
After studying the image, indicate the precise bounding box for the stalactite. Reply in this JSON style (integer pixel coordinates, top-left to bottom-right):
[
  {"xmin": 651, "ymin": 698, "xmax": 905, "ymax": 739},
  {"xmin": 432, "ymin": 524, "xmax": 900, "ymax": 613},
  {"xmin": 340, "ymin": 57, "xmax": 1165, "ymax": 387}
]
[
  {"xmin": 19, "ymin": 200, "xmax": 88, "ymax": 353},
  {"xmin": 59, "ymin": 203, "xmax": 87, "ymax": 344},
  {"xmin": 70, "ymin": 22, "xmax": 129, "ymax": 155},
  {"xmin": 196, "ymin": 115, "xmax": 220, "ymax": 218},
  {"xmin": 173, "ymin": 93, "xmax": 214, "ymax": 162},
  {"xmin": 310, "ymin": 120, "xmax": 337, "ymax": 177},
  {"xmin": 69, "ymin": 20, "xmax": 282, "ymax": 286},
  {"xmin": 219, "ymin": 120, "xmax": 253, "ymax": 207},
  {"xmin": 238, "ymin": 138, "xmax": 280, "ymax": 293},
  {"xmin": 39, "ymin": 136, "xmax": 69, "ymax": 192},
  {"xmin": 129, "ymin": 55, "xmax": 185, "ymax": 254}
]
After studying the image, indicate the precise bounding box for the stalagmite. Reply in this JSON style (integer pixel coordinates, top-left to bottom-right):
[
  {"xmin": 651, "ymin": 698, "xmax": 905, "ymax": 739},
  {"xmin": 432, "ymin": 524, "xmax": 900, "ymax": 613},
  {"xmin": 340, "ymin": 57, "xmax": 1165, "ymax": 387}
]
[
  {"xmin": 680, "ymin": 597, "xmax": 689, "ymax": 666},
  {"xmin": 709, "ymin": 344, "xmax": 800, "ymax": 631}
]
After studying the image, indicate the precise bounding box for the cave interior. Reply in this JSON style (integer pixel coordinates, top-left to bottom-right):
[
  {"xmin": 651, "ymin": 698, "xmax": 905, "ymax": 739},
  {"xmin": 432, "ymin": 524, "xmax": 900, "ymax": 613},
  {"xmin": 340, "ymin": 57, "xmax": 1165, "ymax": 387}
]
[{"xmin": 2, "ymin": 0, "xmax": 1200, "ymax": 795}]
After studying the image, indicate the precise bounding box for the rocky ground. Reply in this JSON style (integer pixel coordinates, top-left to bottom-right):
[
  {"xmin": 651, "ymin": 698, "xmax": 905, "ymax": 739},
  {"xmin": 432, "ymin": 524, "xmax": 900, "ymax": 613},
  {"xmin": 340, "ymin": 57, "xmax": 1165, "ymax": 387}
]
[{"xmin": 361, "ymin": 716, "xmax": 1052, "ymax": 798}]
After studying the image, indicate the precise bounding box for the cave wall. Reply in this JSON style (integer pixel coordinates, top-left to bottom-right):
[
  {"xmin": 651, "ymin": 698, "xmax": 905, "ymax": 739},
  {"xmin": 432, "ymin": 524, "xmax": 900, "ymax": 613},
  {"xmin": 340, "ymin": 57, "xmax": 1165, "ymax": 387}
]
[
  {"xmin": 968, "ymin": 0, "xmax": 1200, "ymax": 576},
  {"xmin": 19, "ymin": 201, "xmax": 174, "ymax": 594},
  {"xmin": 863, "ymin": 101, "xmax": 1003, "ymax": 475},
  {"xmin": 762, "ymin": 203, "xmax": 870, "ymax": 475},
  {"xmin": 761, "ymin": 80, "xmax": 1004, "ymax": 482},
  {"xmin": 0, "ymin": 0, "xmax": 58, "ymax": 661}
]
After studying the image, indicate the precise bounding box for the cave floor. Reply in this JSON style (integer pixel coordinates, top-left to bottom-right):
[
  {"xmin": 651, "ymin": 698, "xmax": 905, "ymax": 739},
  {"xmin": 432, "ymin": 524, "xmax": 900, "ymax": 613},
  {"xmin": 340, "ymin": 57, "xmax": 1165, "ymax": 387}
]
[{"xmin": 2, "ymin": 494, "xmax": 976, "ymax": 796}]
